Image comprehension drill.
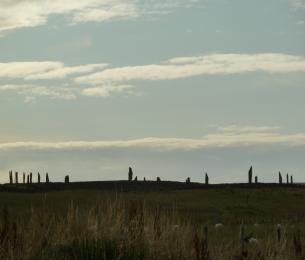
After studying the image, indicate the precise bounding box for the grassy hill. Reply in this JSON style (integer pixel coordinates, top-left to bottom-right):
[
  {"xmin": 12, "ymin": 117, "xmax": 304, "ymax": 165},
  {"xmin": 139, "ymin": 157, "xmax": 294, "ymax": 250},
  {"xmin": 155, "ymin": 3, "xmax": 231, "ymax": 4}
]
[
  {"xmin": 1, "ymin": 182, "xmax": 305, "ymax": 259},
  {"xmin": 1, "ymin": 181, "xmax": 305, "ymax": 222}
]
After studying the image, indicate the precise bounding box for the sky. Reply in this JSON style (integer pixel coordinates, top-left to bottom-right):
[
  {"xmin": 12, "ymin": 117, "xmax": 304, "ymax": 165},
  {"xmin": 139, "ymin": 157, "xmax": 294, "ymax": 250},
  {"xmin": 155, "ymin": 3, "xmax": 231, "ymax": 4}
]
[{"xmin": 0, "ymin": 0, "xmax": 305, "ymax": 183}]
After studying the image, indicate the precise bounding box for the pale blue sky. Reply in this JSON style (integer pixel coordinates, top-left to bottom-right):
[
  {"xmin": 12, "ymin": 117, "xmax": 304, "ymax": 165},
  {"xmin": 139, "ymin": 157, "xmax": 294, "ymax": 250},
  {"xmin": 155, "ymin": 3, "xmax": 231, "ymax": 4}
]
[{"xmin": 0, "ymin": 0, "xmax": 305, "ymax": 183}]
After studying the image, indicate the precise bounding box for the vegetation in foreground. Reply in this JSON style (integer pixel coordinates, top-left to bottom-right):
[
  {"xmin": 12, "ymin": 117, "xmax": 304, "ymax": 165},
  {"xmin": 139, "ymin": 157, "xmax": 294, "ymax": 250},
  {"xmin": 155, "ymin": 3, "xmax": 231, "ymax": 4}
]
[{"xmin": 0, "ymin": 187, "xmax": 305, "ymax": 259}]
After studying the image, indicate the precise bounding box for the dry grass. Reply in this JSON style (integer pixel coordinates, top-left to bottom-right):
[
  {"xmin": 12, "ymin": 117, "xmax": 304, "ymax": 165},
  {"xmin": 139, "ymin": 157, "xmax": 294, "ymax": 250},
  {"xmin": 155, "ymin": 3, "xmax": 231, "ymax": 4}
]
[{"xmin": 0, "ymin": 194, "xmax": 304, "ymax": 259}]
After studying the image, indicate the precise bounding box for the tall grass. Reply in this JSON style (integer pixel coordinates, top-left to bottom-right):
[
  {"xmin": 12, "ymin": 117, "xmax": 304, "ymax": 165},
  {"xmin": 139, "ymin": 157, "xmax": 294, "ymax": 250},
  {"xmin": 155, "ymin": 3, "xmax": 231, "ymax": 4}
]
[{"xmin": 0, "ymin": 196, "xmax": 304, "ymax": 259}]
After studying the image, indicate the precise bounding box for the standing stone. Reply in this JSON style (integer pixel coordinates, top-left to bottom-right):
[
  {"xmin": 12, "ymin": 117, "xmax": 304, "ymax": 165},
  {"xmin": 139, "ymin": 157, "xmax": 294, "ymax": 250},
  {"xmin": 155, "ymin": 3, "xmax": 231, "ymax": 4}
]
[
  {"xmin": 27, "ymin": 174, "xmax": 29, "ymax": 184},
  {"xmin": 156, "ymin": 177, "xmax": 161, "ymax": 182},
  {"xmin": 23, "ymin": 173, "xmax": 25, "ymax": 184},
  {"xmin": 9, "ymin": 170, "xmax": 13, "ymax": 184},
  {"xmin": 46, "ymin": 173, "xmax": 49, "ymax": 184},
  {"xmin": 205, "ymin": 173, "xmax": 209, "ymax": 185},
  {"xmin": 15, "ymin": 172, "xmax": 18, "ymax": 184},
  {"xmin": 279, "ymin": 172, "xmax": 282, "ymax": 184},
  {"xmin": 255, "ymin": 176, "xmax": 258, "ymax": 184},
  {"xmin": 30, "ymin": 172, "xmax": 32, "ymax": 183},
  {"xmin": 286, "ymin": 174, "xmax": 289, "ymax": 184},
  {"xmin": 38, "ymin": 172, "xmax": 41, "ymax": 183},
  {"xmin": 65, "ymin": 175, "xmax": 69, "ymax": 183},
  {"xmin": 291, "ymin": 175, "xmax": 293, "ymax": 184},
  {"xmin": 248, "ymin": 166, "xmax": 253, "ymax": 184},
  {"xmin": 128, "ymin": 167, "xmax": 133, "ymax": 181}
]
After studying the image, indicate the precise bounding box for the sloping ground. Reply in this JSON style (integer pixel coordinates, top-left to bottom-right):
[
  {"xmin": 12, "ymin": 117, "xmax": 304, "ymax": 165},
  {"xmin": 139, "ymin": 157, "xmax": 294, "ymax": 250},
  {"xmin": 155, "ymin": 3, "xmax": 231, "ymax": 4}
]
[
  {"xmin": 0, "ymin": 180, "xmax": 199, "ymax": 193},
  {"xmin": 0, "ymin": 180, "xmax": 304, "ymax": 193},
  {"xmin": 1, "ymin": 182, "xmax": 305, "ymax": 259},
  {"xmin": 1, "ymin": 190, "xmax": 305, "ymax": 260},
  {"xmin": 1, "ymin": 184, "xmax": 305, "ymax": 223}
]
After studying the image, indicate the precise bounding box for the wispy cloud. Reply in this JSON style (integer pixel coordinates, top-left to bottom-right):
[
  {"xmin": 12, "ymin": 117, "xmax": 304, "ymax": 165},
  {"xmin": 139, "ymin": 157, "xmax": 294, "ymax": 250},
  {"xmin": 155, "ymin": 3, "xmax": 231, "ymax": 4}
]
[
  {"xmin": 0, "ymin": 62, "xmax": 61, "ymax": 79},
  {"xmin": 290, "ymin": 0, "xmax": 305, "ymax": 9},
  {"xmin": 1, "ymin": 53, "xmax": 305, "ymax": 101},
  {"xmin": 217, "ymin": 125, "xmax": 281, "ymax": 133},
  {"xmin": 76, "ymin": 53, "xmax": 305, "ymax": 85},
  {"xmin": 0, "ymin": 0, "xmax": 197, "ymax": 35},
  {"xmin": 0, "ymin": 84, "xmax": 77, "ymax": 101},
  {"xmin": 1, "ymin": 129, "xmax": 305, "ymax": 151},
  {"xmin": 27, "ymin": 64, "xmax": 108, "ymax": 80},
  {"xmin": 0, "ymin": 62, "xmax": 107, "ymax": 80},
  {"xmin": 81, "ymin": 84, "xmax": 133, "ymax": 97}
]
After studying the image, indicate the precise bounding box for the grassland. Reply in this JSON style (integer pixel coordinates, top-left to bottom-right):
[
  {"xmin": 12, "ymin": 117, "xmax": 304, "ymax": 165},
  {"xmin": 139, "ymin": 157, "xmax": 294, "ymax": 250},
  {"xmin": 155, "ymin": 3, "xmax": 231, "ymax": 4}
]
[{"xmin": 0, "ymin": 182, "xmax": 305, "ymax": 259}]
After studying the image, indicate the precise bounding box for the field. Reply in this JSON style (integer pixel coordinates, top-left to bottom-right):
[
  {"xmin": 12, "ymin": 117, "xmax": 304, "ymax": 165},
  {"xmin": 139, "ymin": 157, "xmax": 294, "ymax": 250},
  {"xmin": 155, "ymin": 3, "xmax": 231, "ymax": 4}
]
[{"xmin": 1, "ymin": 182, "xmax": 305, "ymax": 259}]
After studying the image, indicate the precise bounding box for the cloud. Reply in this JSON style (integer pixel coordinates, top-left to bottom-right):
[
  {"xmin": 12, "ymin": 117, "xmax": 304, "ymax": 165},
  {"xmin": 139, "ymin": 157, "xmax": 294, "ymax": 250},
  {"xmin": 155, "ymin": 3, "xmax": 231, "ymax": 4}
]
[
  {"xmin": 290, "ymin": 0, "xmax": 305, "ymax": 9},
  {"xmin": 0, "ymin": 62, "xmax": 107, "ymax": 80},
  {"xmin": 1, "ymin": 129, "xmax": 305, "ymax": 151},
  {"xmin": 217, "ymin": 125, "xmax": 281, "ymax": 133},
  {"xmin": 0, "ymin": 0, "xmax": 197, "ymax": 35},
  {"xmin": 71, "ymin": 2, "xmax": 139, "ymax": 23},
  {"xmin": 0, "ymin": 62, "xmax": 61, "ymax": 79},
  {"xmin": 2, "ymin": 53, "xmax": 305, "ymax": 101},
  {"xmin": 76, "ymin": 53, "xmax": 305, "ymax": 86},
  {"xmin": 27, "ymin": 64, "xmax": 108, "ymax": 80},
  {"xmin": 0, "ymin": 84, "xmax": 77, "ymax": 101},
  {"xmin": 81, "ymin": 84, "xmax": 133, "ymax": 97}
]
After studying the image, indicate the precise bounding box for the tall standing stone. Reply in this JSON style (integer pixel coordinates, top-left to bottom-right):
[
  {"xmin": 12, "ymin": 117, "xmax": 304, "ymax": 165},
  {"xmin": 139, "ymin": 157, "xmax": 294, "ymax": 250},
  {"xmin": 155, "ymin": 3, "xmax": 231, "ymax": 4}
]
[
  {"xmin": 23, "ymin": 173, "xmax": 25, "ymax": 184},
  {"xmin": 205, "ymin": 173, "xmax": 209, "ymax": 185},
  {"xmin": 286, "ymin": 174, "xmax": 289, "ymax": 184},
  {"xmin": 9, "ymin": 170, "xmax": 13, "ymax": 184},
  {"xmin": 128, "ymin": 167, "xmax": 133, "ymax": 181},
  {"xmin": 248, "ymin": 166, "xmax": 253, "ymax": 184},
  {"xmin": 15, "ymin": 172, "xmax": 18, "ymax": 184},
  {"xmin": 38, "ymin": 172, "xmax": 41, "ymax": 183},
  {"xmin": 279, "ymin": 172, "xmax": 282, "ymax": 184}
]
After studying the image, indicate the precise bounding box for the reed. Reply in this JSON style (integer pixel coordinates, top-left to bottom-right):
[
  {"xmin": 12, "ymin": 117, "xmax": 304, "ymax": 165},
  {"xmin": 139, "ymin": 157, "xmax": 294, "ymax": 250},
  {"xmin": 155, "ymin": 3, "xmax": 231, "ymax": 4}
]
[{"xmin": 0, "ymin": 195, "xmax": 304, "ymax": 259}]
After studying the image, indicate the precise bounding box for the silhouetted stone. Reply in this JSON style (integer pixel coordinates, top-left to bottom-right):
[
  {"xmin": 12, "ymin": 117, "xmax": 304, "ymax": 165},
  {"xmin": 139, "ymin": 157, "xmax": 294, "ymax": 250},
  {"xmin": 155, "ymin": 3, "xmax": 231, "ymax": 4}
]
[
  {"xmin": 255, "ymin": 176, "xmax": 258, "ymax": 184},
  {"xmin": 156, "ymin": 177, "xmax": 161, "ymax": 182},
  {"xmin": 128, "ymin": 167, "xmax": 133, "ymax": 181},
  {"xmin": 9, "ymin": 170, "xmax": 13, "ymax": 184},
  {"xmin": 291, "ymin": 175, "xmax": 293, "ymax": 184},
  {"xmin": 15, "ymin": 172, "xmax": 18, "ymax": 184},
  {"xmin": 27, "ymin": 175, "xmax": 29, "ymax": 184},
  {"xmin": 286, "ymin": 173, "xmax": 289, "ymax": 184},
  {"xmin": 143, "ymin": 177, "xmax": 146, "ymax": 181},
  {"xmin": 38, "ymin": 172, "xmax": 41, "ymax": 183},
  {"xmin": 46, "ymin": 173, "xmax": 49, "ymax": 184},
  {"xmin": 30, "ymin": 172, "xmax": 32, "ymax": 184},
  {"xmin": 279, "ymin": 172, "xmax": 282, "ymax": 184},
  {"xmin": 23, "ymin": 173, "xmax": 25, "ymax": 184},
  {"xmin": 248, "ymin": 166, "xmax": 253, "ymax": 184},
  {"xmin": 186, "ymin": 177, "xmax": 191, "ymax": 184},
  {"xmin": 205, "ymin": 173, "xmax": 209, "ymax": 185},
  {"xmin": 65, "ymin": 175, "xmax": 69, "ymax": 184},
  {"xmin": 134, "ymin": 176, "xmax": 138, "ymax": 181}
]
